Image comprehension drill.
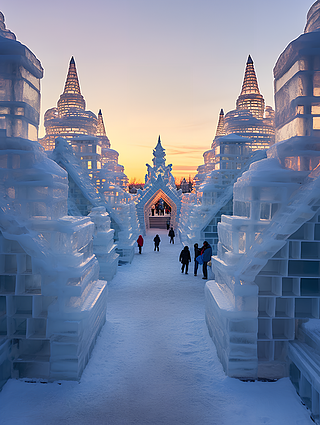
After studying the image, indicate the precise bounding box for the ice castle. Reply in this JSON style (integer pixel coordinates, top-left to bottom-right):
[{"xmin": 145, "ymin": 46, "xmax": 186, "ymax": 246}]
[
  {"xmin": 135, "ymin": 137, "xmax": 182, "ymax": 234},
  {"xmin": 179, "ymin": 123, "xmax": 266, "ymax": 254},
  {"xmin": 42, "ymin": 58, "xmax": 139, "ymax": 264},
  {"xmin": 0, "ymin": 12, "xmax": 108, "ymax": 388},
  {"xmin": 205, "ymin": 1, "xmax": 320, "ymax": 418},
  {"xmin": 194, "ymin": 56, "xmax": 275, "ymax": 190}
]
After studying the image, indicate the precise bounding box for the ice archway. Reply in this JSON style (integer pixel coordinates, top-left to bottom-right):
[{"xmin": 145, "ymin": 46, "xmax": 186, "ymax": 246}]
[{"xmin": 135, "ymin": 137, "xmax": 182, "ymax": 234}]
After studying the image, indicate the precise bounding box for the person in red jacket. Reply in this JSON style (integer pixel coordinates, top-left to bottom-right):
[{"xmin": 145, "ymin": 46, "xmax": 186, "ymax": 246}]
[{"xmin": 137, "ymin": 235, "xmax": 144, "ymax": 254}]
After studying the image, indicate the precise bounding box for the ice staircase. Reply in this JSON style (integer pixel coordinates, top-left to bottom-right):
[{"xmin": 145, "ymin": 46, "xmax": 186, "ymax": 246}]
[{"xmin": 149, "ymin": 216, "xmax": 168, "ymax": 229}]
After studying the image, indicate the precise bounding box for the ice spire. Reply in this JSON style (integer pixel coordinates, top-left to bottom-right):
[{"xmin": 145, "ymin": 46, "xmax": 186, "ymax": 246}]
[
  {"xmin": 96, "ymin": 109, "xmax": 110, "ymax": 149},
  {"xmin": 63, "ymin": 57, "xmax": 81, "ymax": 94},
  {"xmin": 96, "ymin": 109, "xmax": 107, "ymax": 137},
  {"xmin": 57, "ymin": 57, "xmax": 85, "ymax": 116},
  {"xmin": 215, "ymin": 109, "xmax": 226, "ymax": 138},
  {"xmin": 236, "ymin": 55, "xmax": 265, "ymax": 119},
  {"xmin": 152, "ymin": 135, "xmax": 166, "ymax": 169}
]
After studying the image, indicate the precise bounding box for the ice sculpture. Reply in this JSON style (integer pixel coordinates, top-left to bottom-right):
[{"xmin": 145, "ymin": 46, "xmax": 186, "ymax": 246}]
[
  {"xmin": 0, "ymin": 12, "xmax": 107, "ymax": 388},
  {"xmin": 135, "ymin": 137, "xmax": 182, "ymax": 234},
  {"xmin": 205, "ymin": 4, "xmax": 320, "ymax": 410},
  {"xmin": 43, "ymin": 58, "xmax": 139, "ymax": 263},
  {"xmin": 51, "ymin": 138, "xmax": 119, "ymax": 278},
  {"xmin": 179, "ymin": 119, "xmax": 266, "ymax": 254},
  {"xmin": 89, "ymin": 207, "xmax": 119, "ymax": 281}
]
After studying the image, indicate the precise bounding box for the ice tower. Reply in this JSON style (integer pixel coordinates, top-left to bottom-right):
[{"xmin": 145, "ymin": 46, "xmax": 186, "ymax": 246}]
[
  {"xmin": 179, "ymin": 109, "xmax": 266, "ymax": 253},
  {"xmin": 205, "ymin": 2, "xmax": 320, "ymax": 407},
  {"xmin": 0, "ymin": 13, "xmax": 107, "ymax": 388},
  {"xmin": 39, "ymin": 57, "xmax": 97, "ymax": 151},
  {"xmin": 224, "ymin": 56, "xmax": 275, "ymax": 149}
]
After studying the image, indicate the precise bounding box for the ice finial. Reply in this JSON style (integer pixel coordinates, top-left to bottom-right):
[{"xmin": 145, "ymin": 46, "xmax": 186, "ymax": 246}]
[
  {"xmin": 305, "ymin": 0, "xmax": 320, "ymax": 33},
  {"xmin": 247, "ymin": 55, "xmax": 253, "ymax": 65},
  {"xmin": 236, "ymin": 55, "xmax": 265, "ymax": 119},
  {"xmin": 57, "ymin": 57, "xmax": 86, "ymax": 116},
  {"xmin": 96, "ymin": 109, "xmax": 107, "ymax": 137},
  {"xmin": 215, "ymin": 109, "xmax": 226, "ymax": 138},
  {"xmin": 0, "ymin": 11, "xmax": 16, "ymax": 40}
]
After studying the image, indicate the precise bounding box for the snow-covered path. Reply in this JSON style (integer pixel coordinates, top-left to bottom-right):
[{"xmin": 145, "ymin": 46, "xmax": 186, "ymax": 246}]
[{"xmin": 0, "ymin": 230, "xmax": 312, "ymax": 424}]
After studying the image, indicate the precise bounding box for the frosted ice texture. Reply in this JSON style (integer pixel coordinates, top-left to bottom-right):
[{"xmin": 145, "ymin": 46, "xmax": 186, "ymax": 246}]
[{"xmin": 0, "ymin": 14, "xmax": 107, "ymax": 386}]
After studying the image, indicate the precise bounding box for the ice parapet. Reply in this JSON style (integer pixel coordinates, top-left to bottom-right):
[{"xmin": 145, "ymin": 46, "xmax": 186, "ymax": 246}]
[{"xmin": 0, "ymin": 13, "xmax": 107, "ymax": 387}]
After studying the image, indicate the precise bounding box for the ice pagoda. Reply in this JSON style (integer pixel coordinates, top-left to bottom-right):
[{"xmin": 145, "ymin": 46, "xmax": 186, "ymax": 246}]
[
  {"xmin": 0, "ymin": 12, "xmax": 108, "ymax": 388},
  {"xmin": 205, "ymin": 3, "xmax": 320, "ymax": 420},
  {"xmin": 135, "ymin": 137, "xmax": 182, "ymax": 234},
  {"xmin": 44, "ymin": 58, "xmax": 139, "ymax": 263}
]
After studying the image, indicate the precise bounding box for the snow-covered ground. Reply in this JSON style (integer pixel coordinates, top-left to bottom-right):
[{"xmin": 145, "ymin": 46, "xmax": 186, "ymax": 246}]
[{"xmin": 0, "ymin": 229, "xmax": 312, "ymax": 425}]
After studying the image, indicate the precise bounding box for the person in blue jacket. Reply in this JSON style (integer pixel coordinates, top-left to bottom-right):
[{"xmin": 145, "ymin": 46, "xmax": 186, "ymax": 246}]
[{"xmin": 201, "ymin": 241, "xmax": 212, "ymax": 280}]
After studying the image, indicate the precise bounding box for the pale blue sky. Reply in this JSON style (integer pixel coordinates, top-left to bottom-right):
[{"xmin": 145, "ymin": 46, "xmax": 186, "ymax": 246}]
[{"xmin": 0, "ymin": 0, "xmax": 314, "ymax": 180}]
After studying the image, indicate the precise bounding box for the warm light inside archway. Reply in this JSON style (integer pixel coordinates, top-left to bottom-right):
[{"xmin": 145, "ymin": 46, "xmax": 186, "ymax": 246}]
[{"xmin": 143, "ymin": 189, "xmax": 178, "ymax": 232}]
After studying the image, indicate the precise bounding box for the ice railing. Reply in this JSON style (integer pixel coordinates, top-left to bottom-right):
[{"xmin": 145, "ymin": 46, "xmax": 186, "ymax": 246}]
[{"xmin": 218, "ymin": 156, "xmax": 320, "ymax": 288}]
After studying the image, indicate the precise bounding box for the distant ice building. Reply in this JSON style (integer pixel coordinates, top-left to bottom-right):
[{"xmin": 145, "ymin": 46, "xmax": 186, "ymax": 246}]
[
  {"xmin": 206, "ymin": 4, "xmax": 320, "ymax": 419},
  {"xmin": 179, "ymin": 130, "xmax": 266, "ymax": 254},
  {"xmin": 193, "ymin": 55, "xmax": 274, "ymax": 192},
  {"xmin": 224, "ymin": 55, "xmax": 275, "ymax": 150},
  {"xmin": 42, "ymin": 58, "xmax": 138, "ymax": 263},
  {"xmin": 0, "ymin": 13, "xmax": 107, "ymax": 388},
  {"xmin": 39, "ymin": 57, "xmax": 129, "ymax": 191},
  {"xmin": 135, "ymin": 137, "xmax": 182, "ymax": 234}
]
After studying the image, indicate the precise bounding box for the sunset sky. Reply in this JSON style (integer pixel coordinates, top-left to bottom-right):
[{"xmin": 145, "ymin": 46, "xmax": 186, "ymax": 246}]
[{"xmin": 1, "ymin": 0, "xmax": 313, "ymax": 181}]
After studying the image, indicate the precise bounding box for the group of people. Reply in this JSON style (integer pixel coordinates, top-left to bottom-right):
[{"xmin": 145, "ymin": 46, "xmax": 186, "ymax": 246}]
[
  {"xmin": 179, "ymin": 241, "xmax": 212, "ymax": 279},
  {"xmin": 137, "ymin": 231, "xmax": 212, "ymax": 280}
]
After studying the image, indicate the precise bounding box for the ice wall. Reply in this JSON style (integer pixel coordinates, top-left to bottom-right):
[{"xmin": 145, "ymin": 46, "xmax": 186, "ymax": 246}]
[
  {"xmin": 206, "ymin": 0, "xmax": 320, "ymax": 384},
  {"xmin": 0, "ymin": 12, "xmax": 108, "ymax": 387}
]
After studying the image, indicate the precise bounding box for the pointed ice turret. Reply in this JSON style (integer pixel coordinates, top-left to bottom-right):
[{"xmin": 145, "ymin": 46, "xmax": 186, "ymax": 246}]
[
  {"xmin": 236, "ymin": 55, "xmax": 265, "ymax": 119},
  {"xmin": 57, "ymin": 57, "xmax": 86, "ymax": 116},
  {"xmin": 96, "ymin": 109, "xmax": 107, "ymax": 137},
  {"xmin": 96, "ymin": 109, "xmax": 111, "ymax": 149},
  {"xmin": 215, "ymin": 109, "xmax": 226, "ymax": 138},
  {"xmin": 152, "ymin": 135, "xmax": 166, "ymax": 169}
]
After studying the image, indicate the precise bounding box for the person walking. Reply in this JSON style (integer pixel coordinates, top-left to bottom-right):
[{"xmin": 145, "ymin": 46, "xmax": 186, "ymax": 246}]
[
  {"xmin": 137, "ymin": 235, "xmax": 144, "ymax": 254},
  {"xmin": 168, "ymin": 227, "xmax": 175, "ymax": 244},
  {"xmin": 153, "ymin": 234, "xmax": 161, "ymax": 251},
  {"xmin": 193, "ymin": 243, "xmax": 201, "ymax": 276},
  {"xmin": 201, "ymin": 241, "xmax": 212, "ymax": 280},
  {"xmin": 179, "ymin": 246, "xmax": 191, "ymax": 274}
]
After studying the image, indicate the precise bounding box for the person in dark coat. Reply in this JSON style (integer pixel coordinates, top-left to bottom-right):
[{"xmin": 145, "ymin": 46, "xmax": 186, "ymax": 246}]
[
  {"xmin": 137, "ymin": 235, "xmax": 144, "ymax": 254},
  {"xmin": 201, "ymin": 241, "xmax": 212, "ymax": 280},
  {"xmin": 179, "ymin": 246, "xmax": 191, "ymax": 274},
  {"xmin": 166, "ymin": 219, "xmax": 170, "ymax": 230},
  {"xmin": 168, "ymin": 227, "xmax": 175, "ymax": 244},
  {"xmin": 153, "ymin": 234, "xmax": 161, "ymax": 251},
  {"xmin": 193, "ymin": 243, "xmax": 201, "ymax": 276}
]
